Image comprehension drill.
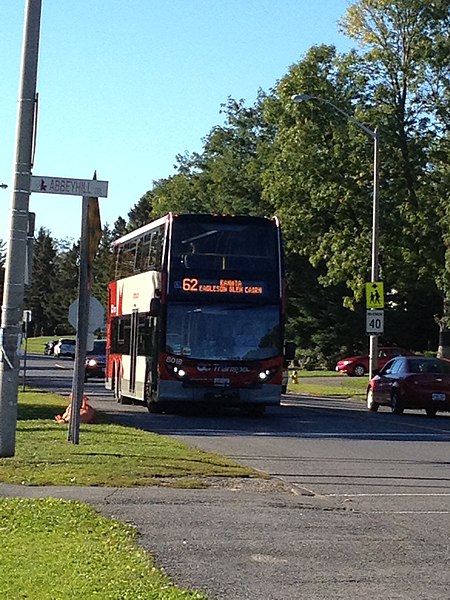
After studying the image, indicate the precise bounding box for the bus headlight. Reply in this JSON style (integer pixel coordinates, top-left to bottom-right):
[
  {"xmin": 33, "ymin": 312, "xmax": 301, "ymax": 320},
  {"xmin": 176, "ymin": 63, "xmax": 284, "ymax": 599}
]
[
  {"xmin": 258, "ymin": 368, "xmax": 277, "ymax": 382},
  {"xmin": 167, "ymin": 364, "xmax": 188, "ymax": 380}
]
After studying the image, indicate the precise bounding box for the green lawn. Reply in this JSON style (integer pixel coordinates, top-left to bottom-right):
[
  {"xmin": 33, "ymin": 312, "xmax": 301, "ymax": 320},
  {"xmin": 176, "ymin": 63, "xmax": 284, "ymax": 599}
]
[
  {"xmin": 0, "ymin": 390, "xmax": 257, "ymax": 486},
  {"xmin": 289, "ymin": 374, "xmax": 368, "ymax": 399},
  {"xmin": 0, "ymin": 497, "xmax": 206, "ymax": 599}
]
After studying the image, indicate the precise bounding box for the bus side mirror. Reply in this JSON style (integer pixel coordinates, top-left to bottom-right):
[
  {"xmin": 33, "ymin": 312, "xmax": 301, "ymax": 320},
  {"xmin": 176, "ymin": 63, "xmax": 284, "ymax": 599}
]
[
  {"xmin": 284, "ymin": 341, "xmax": 296, "ymax": 361},
  {"xmin": 149, "ymin": 297, "xmax": 161, "ymax": 317}
]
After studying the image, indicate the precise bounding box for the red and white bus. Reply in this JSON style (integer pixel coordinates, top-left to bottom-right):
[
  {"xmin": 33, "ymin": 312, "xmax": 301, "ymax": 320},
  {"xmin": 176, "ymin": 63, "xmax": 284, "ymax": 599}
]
[{"xmin": 105, "ymin": 213, "xmax": 292, "ymax": 415}]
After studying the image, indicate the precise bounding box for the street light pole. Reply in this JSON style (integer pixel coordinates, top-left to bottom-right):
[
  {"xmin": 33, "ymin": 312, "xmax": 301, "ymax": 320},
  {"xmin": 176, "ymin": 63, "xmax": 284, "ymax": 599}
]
[
  {"xmin": 369, "ymin": 127, "xmax": 380, "ymax": 378},
  {"xmin": 291, "ymin": 94, "xmax": 380, "ymax": 378}
]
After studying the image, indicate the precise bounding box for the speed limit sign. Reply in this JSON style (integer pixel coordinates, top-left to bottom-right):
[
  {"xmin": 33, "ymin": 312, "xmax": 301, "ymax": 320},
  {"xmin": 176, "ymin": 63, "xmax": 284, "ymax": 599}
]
[{"xmin": 366, "ymin": 310, "xmax": 384, "ymax": 335}]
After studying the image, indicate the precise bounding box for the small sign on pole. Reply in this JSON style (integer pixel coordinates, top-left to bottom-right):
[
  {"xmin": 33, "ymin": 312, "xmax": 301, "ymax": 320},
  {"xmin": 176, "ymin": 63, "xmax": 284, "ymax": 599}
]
[
  {"xmin": 366, "ymin": 309, "xmax": 384, "ymax": 335},
  {"xmin": 366, "ymin": 282, "xmax": 384, "ymax": 309}
]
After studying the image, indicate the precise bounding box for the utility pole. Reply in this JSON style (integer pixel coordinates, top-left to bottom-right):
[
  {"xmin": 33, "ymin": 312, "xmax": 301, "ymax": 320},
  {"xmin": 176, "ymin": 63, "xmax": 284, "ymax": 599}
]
[{"xmin": 0, "ymin": 0, "xmax": 42, "ymax": 457}]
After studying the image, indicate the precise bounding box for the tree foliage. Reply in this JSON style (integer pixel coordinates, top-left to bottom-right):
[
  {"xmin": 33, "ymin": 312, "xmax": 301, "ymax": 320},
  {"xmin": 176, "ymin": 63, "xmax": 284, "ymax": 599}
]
[{"xmin": 24, "ymin": 228, "xmax": 60, "ymax": 336}]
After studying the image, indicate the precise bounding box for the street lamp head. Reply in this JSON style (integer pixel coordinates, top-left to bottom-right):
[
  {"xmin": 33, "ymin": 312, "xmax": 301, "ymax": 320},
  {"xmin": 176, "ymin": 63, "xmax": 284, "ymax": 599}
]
[
  {"xmin": 291, "ymin": 94, "xmax": 315, "ymax": 103},
  {"xmin": 0, "ymin": 183, "xmax": 8, "ymax": 189}
]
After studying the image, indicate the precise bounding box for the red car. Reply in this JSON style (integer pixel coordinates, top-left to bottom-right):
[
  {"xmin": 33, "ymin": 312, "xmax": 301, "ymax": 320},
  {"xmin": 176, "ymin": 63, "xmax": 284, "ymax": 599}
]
[
  {"xmin": 366, "ymin": 356, "xmax": 450, "ymax": 416},
  {"xmin": 336, "ymin": 346, "xmax": 415, "ymax": 377}
]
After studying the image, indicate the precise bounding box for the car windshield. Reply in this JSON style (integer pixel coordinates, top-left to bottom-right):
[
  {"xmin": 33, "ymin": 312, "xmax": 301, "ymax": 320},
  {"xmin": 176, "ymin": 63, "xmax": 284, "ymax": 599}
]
[
  {"xmin": 88, "ymin": 340, "xmax": 106, "ymax": 355},
  {"xmin": 165, "ymin": 303, "xmax": 281, "ymax": 361}
]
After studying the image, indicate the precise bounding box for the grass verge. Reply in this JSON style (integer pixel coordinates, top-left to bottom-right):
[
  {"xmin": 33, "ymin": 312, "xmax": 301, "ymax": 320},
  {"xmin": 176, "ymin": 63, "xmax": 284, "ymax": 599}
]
[
  {"xmin": 0, "ymin": 389, "xmax": 257, "ymax": 486},
  {"xmin": 288, "ymin": 374, "xmax": 368, "ymax": 399},
  {"xmin": 0, "ymin": 497, "xmax": 206, "ymax": 599}
]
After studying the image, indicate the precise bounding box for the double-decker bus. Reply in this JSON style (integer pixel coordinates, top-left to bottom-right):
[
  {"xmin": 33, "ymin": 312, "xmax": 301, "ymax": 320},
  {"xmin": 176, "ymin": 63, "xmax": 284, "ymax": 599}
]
[{"xmin": 105, "ymin": 213, "xmax": 292, "ymax": 415}]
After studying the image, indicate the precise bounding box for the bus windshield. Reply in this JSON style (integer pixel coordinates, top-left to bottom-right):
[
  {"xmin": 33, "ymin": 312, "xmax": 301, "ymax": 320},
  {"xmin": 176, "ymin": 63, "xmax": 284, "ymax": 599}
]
[{"xmin": 165, "ymin": 303, "xmax": 280, "ymax": 361}]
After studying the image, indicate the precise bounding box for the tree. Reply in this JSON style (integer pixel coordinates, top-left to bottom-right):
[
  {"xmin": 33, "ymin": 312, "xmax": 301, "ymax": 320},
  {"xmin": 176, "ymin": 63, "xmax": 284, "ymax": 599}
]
[
  {"xmin": 128, "ymin": 95, "xmax": 274, "ymax": 222},
  {"xmin": 262, "ymin": 2, "xmax": 447, "ymax": 353},
  {"xmin": 127, "ymin": 194, "xmax": 153, "ymax": 230},
  {"xmin": 90, "ymin": 224, "xmax": 114, "ymax": 309},
  {"xmin": 112, "ymin": 216, "xmax": 127, "ymax": 239},
  {"xmin": 340, "ymin": 0, "xmax": 450, "ymax": 353},
  {"xmin": 24, "ymin": 228, "xmax": 59, "ymax": 336},
  {"xmin": 263, "ymin": 45, "xmax": 379, "ymax": 304},
  {"xmin": 51, "ymin": 240, "xmax": 80, "ymax": 335}
]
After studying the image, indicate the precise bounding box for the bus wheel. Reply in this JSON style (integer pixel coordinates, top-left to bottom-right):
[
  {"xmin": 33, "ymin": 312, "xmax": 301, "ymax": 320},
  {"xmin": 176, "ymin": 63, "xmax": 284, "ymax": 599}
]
[
  {"xmin": 113, "ymin": 372, "xmax": 121, "ymax": 403},
  {"xmin": 115, "ymin": 372, "xmax": 132, "ymax": 405},
  {"xmin": 144, "ymin": 373, "xmax": 161, "ymax": 413}
]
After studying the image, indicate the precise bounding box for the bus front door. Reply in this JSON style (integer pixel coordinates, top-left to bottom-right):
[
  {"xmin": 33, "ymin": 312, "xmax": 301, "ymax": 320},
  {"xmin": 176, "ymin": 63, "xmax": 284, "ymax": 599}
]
[{"xmin": 129, "ymin": 309, "xmax": 139, "ymax": 393}]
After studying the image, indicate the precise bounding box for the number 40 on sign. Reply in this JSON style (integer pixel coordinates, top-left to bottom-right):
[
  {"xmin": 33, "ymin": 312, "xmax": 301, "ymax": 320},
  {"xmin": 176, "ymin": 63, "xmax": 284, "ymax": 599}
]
[{"xmin": 366, "ymin": 309, "xmax": 384, "ymax": 335}]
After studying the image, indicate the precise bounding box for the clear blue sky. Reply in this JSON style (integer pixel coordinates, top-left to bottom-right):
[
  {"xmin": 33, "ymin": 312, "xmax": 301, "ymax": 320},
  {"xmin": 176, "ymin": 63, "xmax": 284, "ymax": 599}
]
[{"xmin": 1, "ymin": 0, "xmax": 353, "ymax": 243}]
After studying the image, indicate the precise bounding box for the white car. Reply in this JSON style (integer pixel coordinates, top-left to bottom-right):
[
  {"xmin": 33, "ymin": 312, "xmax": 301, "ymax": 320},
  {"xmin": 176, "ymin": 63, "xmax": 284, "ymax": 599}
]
[{"xmin": 54, "ymin": 338, "xmax": 76, "ymax": 358}]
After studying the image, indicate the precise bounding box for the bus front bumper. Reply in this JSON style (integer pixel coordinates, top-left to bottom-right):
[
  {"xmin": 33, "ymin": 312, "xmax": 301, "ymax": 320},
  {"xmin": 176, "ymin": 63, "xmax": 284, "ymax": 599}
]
[{"xmin": 158, "ymin": 380, "xmax": 281, "ymax": 406}]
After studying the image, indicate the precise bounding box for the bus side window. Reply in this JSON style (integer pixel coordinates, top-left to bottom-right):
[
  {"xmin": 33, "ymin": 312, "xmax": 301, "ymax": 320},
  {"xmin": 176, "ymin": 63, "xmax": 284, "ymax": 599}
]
[
  {"xmin": 154, "ymin": 226, "xmax": 164, "ymax": 269},
  {"xmin": 147, "ymin": 231, "xmax": 157, "ymax": 269},
  {"xmin": 138, "ymin": 314, "xmax": 153, "ymax": 355},
  {"xmin": 112, "ymin": 246, "xmax": 121, "ymax": 280},
  {"xmin": 120, "ymin": 241, "xmax": 137, "ymax": 278},
  {"xmin": 138, "ymin": 233, "xmax": 151, "ymax": 273},
  {"xmin": 134, "ymin": 240, "xmax": 143, "ymax": 274},
  {"xmin": 111, "ymin": 316, "xmax": 127, "ymax": 353}
]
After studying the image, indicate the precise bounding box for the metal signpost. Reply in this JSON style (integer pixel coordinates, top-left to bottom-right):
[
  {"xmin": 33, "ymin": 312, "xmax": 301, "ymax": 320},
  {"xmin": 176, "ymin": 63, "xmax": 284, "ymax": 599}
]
[
  {"xmin": 32, "ymin": 179, "xmax": 106, "ymax": 443},
  {"xmin": 366, "ymin": 282, "xmax": 384, "ymax": 372}
]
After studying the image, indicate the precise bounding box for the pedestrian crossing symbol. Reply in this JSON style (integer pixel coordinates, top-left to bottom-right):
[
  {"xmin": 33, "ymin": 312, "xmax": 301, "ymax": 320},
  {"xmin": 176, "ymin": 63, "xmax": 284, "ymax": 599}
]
[{"xmin": 366, "ymin": 282, "xmax": 384, "ymax": 309}]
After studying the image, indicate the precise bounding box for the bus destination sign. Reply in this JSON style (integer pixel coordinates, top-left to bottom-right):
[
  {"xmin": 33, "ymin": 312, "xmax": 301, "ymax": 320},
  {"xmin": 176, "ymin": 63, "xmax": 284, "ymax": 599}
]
[{"xmin": 176, "ymin": 278, "xmax": 264, "ymax": 295}]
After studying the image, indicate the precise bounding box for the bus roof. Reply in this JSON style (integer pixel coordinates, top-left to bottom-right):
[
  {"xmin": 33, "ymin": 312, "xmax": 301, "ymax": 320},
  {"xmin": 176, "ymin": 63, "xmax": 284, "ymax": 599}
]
[{"xmin": 113, "ymin": 213, "xmax": 279, "ymax": 247}]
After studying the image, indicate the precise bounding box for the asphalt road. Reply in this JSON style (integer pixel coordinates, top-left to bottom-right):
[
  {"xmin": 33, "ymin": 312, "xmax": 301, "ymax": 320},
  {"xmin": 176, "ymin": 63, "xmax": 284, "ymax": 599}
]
[{"xmin": 7, "ymin": 353, "xmax": 450, "ymax": 600}]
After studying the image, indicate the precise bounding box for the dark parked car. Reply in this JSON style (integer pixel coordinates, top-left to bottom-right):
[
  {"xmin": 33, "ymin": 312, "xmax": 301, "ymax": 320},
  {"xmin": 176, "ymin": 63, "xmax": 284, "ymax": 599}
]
[
  {"xmin": 84, "ymin": 339, "xmax": 106, "ymax": 381},
  {"xmin": 366, "ymin": 356, "xmax": 450, "ymax": 417},
  {"xmin": 54, "ymin": 338, "xmax": 76, "ymax": 358},
  {"xmin": 336, "ymin": 346, "xmax": 416, "ymax": 377}
]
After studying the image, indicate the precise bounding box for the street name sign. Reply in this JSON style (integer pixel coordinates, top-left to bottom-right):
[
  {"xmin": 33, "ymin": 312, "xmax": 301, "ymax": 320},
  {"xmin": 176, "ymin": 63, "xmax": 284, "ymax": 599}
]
[
  {"xmin": 31, "ymin": 175, "xmax": 108, "ymax": 197},
  {"xmin": 366, "ymin": 309, "xmax": 384, "ymax": 335}
]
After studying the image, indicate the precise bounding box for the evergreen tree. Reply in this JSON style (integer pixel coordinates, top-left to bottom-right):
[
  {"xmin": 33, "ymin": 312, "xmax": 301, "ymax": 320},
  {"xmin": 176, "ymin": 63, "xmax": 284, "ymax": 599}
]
[
  {"xmin": 91, "ymin": 224, "xmax": 114, "ymax": 309},
  {"xmin": 112, "ymin": 216, "xmax": 128, "ymax": 239},
  {"xmin": 24, "ymin": 228, "xmax": 58, "ymax": 336},
  {"xmin": 51, "ymin": 241, "xmax": 79, "ymax": 335}
]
